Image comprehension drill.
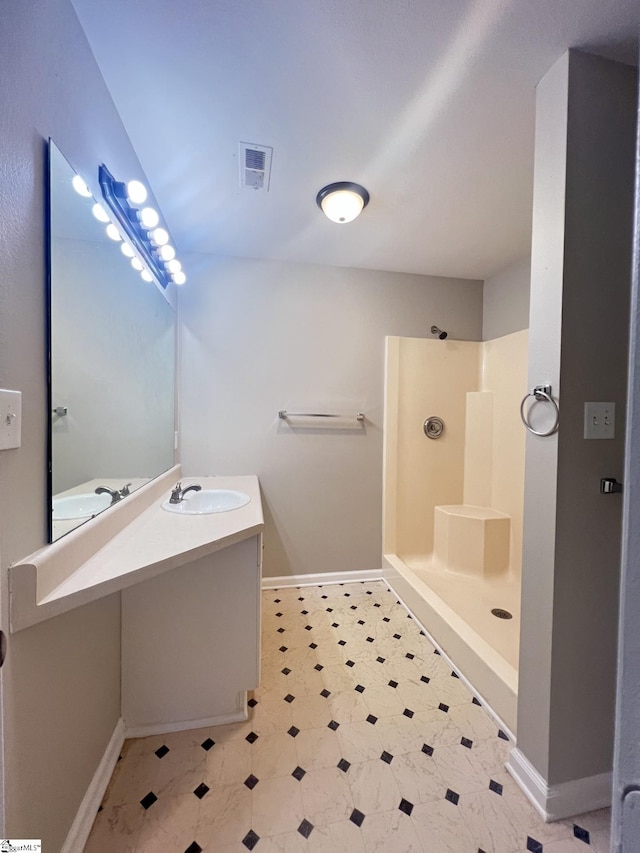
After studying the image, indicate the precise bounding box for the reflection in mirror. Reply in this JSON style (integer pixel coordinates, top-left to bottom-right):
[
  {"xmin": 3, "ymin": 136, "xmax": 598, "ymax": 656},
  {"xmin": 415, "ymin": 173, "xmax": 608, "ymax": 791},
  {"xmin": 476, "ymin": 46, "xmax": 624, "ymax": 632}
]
[{"xmin": 48, "ymin": 141, "xmax": 176, "ymax": 541}]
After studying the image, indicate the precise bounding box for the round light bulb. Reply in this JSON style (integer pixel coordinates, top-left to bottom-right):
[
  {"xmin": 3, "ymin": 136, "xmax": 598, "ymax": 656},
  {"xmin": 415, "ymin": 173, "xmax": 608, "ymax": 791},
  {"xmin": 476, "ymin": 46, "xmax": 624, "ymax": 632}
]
[
  {"xmin": 120, "ymin": 242, "xmax": 135, "ymax": 258},
  {"xmin": 159, "ymin": 244, "xmax": 176, "ymax": 261},
  {"xmin": 92, "ymin": 203, "xmax": 110, "ymax": 223},
  {"xmin": 320, "ymin": 189, "xmax": 364, "ymax": 224},
  {"xmin": 166, "ymin": 258, "xmax": 182, "ymax": 274},
  {"xmin": 105, "ymin": 223, "xmax": 122, "ymax": 241},
  {"xmin": 139, "ymin": 207, "xmax": 159, "ymax": 228},
  {"xmin": 131, "ymin": 257, "xmax": 143, "ymax": 272},
  {"xmin": 172, "ymin": 271, "xmax": 186, "ymax": 285},
  {"xmin": 141, "ymin": 270, "xmax": 153, "ymax": 283},
  {"xmin": 126, "ymin": 180, "xmax": 147, "ymax": 205},
  {"xmin": 151, "ymin": 227, "xmax": 169, "ymax": 245},
  {"xmin": 72, "ymin": 175, "xmax": 92, "ymax": 198}
]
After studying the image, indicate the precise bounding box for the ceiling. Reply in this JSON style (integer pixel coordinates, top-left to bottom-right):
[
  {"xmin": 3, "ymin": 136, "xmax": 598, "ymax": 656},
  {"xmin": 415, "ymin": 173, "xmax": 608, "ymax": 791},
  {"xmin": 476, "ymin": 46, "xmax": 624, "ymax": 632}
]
[{"xmin": 71, "ymin": 0, "xmax": 637, "ymax": 281}]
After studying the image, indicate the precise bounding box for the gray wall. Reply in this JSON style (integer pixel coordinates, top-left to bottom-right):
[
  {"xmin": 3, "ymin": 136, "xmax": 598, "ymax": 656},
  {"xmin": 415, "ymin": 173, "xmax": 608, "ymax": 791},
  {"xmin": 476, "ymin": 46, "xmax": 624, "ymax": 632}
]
[
  {"xmin": 0, "ymin": 0, "xmax": 163, "ymax": 845},
  {"xmin": 518, "ymin": 51, "xmax": 636, "ymax": 787},
  {"xmin": 179, "ymin": 255, "xmax": 483, "ymax": 578},
  {"xmin": 483, "ymin": 256, "xmax": 531, "ymax": 340}
]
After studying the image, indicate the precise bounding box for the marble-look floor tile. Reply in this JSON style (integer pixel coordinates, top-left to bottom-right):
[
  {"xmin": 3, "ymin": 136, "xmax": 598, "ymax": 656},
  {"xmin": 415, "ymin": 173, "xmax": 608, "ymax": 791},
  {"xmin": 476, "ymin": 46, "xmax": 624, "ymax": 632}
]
[
  {"xmin": 255, "ymin": 830, "xmax": 311, "ymax": 852},
  {"xmin": 306, "ymin": 818, "xmax": 366, "ymax": 852},
  {"xmin": 204, "ymin": 736, "xmax": 252, "ymax": 787},
  {"xmin": 328, "ymin": 688, "xmax": 372, "ymax": 724},
  {"xmin": 294, "ymin": 726, "xmax": 342, "ymax": 772},
  {"xmin": 411, "ymin": 798, "xmax": 478, "ymax": 852},
  {"xmin": 347, "ymin": 757, "xmax": 403, "ymax": 815},
  {"xmin": 195, "ymin": 781, "xmax": 253, "ymax": 848},
  {"xmin": 457, "ymin": 788, "xmax": 526, "ymax": 853},
  {"xmin": 412, "ymin": 708, "xmax": 466, "ymax": 748},
  {"xmin": 250, "ymin": 729, "xmax": 299, "ymax": 780},
  {"xmin": 251, "ymin": 773, "xmax": 306, "ymax": 837},
  {"xmin": 500, "ymin": 784, "xmax": 575, "ymax": 844},
  {"xmin": 103, "ymin": 743, "xmax": 207, "ymax": 806},
  {"xmin": 374, "ymin": 714, "xmax": 424, "ymax": 757},
  {"xmin": 290, "ymin": 693, "xmax": 335, "ymax": 730},
  {"xmin": 299, "ymin": 766, "xmax": 355, "ymax": 826},
  {"xmin": 336, "ymin": 720, "xmax": 384, "ymax": 764},
  {"xmin": 136, "ymin": 792, "xmax": 201, "ymax": 853},
  {"xmin": 360, "ymin": 808, "xmax": 424, "ymax": 853},
  {"xmin": 390, "ymin": 750, "xmax": 446, "ymax": 807},
  {"xmin": 84, "ymin": 802, "xmax": 144, "ymax": 852},
  {"xmin": 430, "ymin": 741, "xmax": 492, "ymax": 795}
]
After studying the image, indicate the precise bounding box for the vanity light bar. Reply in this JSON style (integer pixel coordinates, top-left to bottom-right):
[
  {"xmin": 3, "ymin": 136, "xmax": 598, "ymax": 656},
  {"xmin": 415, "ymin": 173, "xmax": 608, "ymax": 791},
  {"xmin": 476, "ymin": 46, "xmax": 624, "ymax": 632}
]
[{"xmin": 98, "ymin": 164, "xmax": 185, "ymax": 289}]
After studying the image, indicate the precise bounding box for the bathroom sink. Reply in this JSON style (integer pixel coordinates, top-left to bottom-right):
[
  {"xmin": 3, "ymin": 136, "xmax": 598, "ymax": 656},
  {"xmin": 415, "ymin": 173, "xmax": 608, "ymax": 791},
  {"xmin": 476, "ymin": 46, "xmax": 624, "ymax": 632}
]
[
  {"xmin": 162, "ymin": 489, "xmax": 251, "ymax": 515},
  {"xmin": 53, "ymin": 492, "xmax": 113, "ymax": 520}
]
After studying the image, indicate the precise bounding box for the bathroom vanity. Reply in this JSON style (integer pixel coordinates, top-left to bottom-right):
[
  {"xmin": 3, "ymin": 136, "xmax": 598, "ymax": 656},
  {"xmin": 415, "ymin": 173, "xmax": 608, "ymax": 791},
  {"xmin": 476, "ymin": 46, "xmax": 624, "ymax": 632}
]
[{"xmin": 10, "ymin": 469, "xmax": 264, "ymax": 732}]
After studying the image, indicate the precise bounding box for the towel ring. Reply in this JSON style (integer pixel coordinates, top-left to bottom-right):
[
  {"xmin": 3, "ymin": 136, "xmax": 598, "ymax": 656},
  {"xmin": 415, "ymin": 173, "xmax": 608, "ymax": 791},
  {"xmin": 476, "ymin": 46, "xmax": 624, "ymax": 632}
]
[{"xmin": 520, "ymin": 385, "xmax": 559, "ymax": 437}]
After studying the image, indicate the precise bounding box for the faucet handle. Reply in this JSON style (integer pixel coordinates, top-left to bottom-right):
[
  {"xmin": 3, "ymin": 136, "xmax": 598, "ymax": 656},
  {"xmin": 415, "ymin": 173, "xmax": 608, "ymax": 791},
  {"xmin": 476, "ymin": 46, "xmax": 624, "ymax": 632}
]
[
  {"xmin": 169, "ymin": 482, "xmax": 183, "ymax": 503},
  {"xmin": 120, "ymin": 482, "xmax": 132, "ymax": 497}
]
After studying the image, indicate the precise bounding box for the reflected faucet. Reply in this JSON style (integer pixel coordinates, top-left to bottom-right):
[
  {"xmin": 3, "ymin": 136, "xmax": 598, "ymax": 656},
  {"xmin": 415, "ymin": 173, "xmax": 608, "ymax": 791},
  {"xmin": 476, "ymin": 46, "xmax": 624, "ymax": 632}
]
[
  {"xmin": 95, "ymin": 486, "xmax": 122, "ymax": 505},
  {"xmin": 169, "ymin": 481, "xmax": 202, "ymax": 504}
]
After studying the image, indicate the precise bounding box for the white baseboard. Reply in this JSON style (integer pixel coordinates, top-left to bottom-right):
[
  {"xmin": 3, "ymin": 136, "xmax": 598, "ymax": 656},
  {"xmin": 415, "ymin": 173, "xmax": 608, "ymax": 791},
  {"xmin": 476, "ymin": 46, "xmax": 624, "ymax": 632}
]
[
  {"xmin": 124, "ymin": 709, "xmax": 248, "ymax": 739},
  {"xmin": 507, "ymin": 747, "xmax": 612, "ymax": 821},
  {"xmin": 262, "ymin": 568, "xmax": 384, "ymax": 589},
  {"xmin": 61, "ymin": 718, "xmax": 126, "ymax": 853}
]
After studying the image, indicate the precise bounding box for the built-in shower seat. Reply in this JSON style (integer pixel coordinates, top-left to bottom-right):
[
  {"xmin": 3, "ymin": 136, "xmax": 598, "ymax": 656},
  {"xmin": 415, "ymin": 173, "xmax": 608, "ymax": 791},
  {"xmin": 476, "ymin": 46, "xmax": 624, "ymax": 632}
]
[{"xmin": 433, "ymin": 504, "xmax": 510, "ymax": 577}]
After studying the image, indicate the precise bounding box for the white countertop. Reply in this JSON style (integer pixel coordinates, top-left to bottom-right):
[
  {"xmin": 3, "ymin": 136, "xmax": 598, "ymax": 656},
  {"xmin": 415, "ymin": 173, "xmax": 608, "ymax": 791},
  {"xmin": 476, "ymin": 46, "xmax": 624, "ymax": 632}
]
[{"xmin": 10, "ymin": 471, "xmax": 264, "ymax": 632}]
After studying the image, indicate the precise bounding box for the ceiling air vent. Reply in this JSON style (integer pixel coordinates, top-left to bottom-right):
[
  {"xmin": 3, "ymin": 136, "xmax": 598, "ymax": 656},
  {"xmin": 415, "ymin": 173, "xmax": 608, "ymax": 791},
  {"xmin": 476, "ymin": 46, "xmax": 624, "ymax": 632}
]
[{"xmin": 239, "ymin": 142, "xmax": 273, "ymax": 191}]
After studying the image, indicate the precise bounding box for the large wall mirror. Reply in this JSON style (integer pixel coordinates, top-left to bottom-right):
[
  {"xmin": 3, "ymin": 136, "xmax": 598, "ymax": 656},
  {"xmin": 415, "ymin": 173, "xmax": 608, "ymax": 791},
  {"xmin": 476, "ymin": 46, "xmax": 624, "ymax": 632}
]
[{"xmin": 48, "ymin": 140, "xmax": 176, "ymax": 541}]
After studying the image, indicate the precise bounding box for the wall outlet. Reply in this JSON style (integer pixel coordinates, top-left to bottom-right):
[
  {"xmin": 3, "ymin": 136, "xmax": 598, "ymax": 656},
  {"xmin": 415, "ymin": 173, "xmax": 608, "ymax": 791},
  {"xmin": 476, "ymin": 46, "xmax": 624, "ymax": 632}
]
[
  {"xmin": 0, "ymin": 389, "xmax": 22, "ymax": 450},
  {"xmin": 584, "ymin": 402, "xmax": 615, "ymax": 440}
]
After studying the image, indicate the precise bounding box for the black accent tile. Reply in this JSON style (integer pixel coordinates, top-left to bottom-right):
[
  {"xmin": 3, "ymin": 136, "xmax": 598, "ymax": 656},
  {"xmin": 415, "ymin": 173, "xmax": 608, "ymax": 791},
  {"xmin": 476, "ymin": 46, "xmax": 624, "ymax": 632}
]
[
  {"xmin": 355, "ymin": 684, "xmax": 365, "ymax": 693},
  {"xmin": 346, "ymin": 660, "xmax": 355, "ymax": 667},
  {"xmin": 434, "ymin": 649, "xmax": 441, "ymax": 655},
  {"xmin": 328, "ymin": 720, "xmax": 340, "ymax": 731},
  {"xmin": 405, "ymin": 653, "xmax": 415, "ymax": 660},
  {"xmin": 393, "ymin": 633, "xmax": 402, "ymax": 640},
  {"xmin": 366, "ymin": 714, "xmax": 378, "ymax": 725},
  {"xmin": 301, "ymin": 609, "xmax": 309, "ymax": 615},
  {"xmin": 140, "ymin": 792, "xmax": 157, "ymax": 810},
  {"xmin": 305, "ymin": 625, "xmax": 313, "ymax": 631},
  {"xmin": 284, "ymin": 694, "xmax": 295, "ymax": 703},
  {"xmin": 366, "ymin": 637, "xmax": 375, "ymax": 643},
  {"xmin": 383, "ymin": 617, "xmax": 391, "ymax": 623},
  {"xmin": 461, "ymin": 737, "xmax": 473, "ymax": 749},
  {"xmin": 420, "ymin": 631, "xmax": 426, "ymax": 636},
  {"xmin": 366, "ymin": 590, "xmax": 372, "ymax": 594},
  {"xmin": 193, "ymin": 783, "xmax": 210, "ymax": 799},
  {"xmin": 244, "ymin": 774, "xmax": 259, "ymax": 790},
  {"xmin": 322, "ymin": 595, "xmax": 328, "ymax": 599},
  {"xmin": 326, "ymin": 607, "xmax": 334, "ymax": 612},
  {"xmin": 489, "ymin": 779, "xmax": 503, "ymax": 795},
  {"xmin": 451, "ymin": 670, "xmax": 460, "ymax": 678},
  {"xmin": 288, "ymin": 726, "xmax": 300, "ymax": 738},
  {"xmin": 277, "ymin": 627, "xmax": 285, "ymax": 633},
  {"xmin": 422, "ymin": 743, "xmax": 434, "ymax": 756},
  {"xmin": 248, "ymin": 698, "xmax": 258, "ymax": 708},
  {"xmin": 445, "ymin": 789, "xmax": 460, "ymax": 805},
  {"xmin": 344, "ymin": 592, "xmax": 351, "ymax": 597},
  {"xmin": 472, "ymin": 696, "xmax": 482, "ymax": 706},
  {"xmin": 358, "ymin": 620, "xmax": 365, "ymax": 625},
  {"xmin": 279, "ymin": 646, "xmax": 288, "ymax": 652},
  {"xmin": 315, "ymin": 664, "xmax": 324, "ymax": 671},
  {"xmin": 380, "ymin": 751, "xmax": 393, "ymax": 764},
  {"xmin": 377, "ymin": 656, "xmax": 386, "ymax": 663},
  {"xmin": 185, "ymin": 843, "xmax": 202, "ymax": 853},
  {"xmin": 309, "ymin": 643, "xmax": 318, "ymax": 650},
  {"xmin": 154, "ymin": 745, "xmax": 170, "ymax": 759},
  {"xmin": 245, "ymin": 731, "xmax": 259, "ymax": 744},
  {"xmin": 243, "ymin": 830, "xmax": 260, "ymax": 850},
  {"xmin": 403, "ymin": 708, "xmax": 414, "ymax": 719},
  {"xmin": 275, "ymin": 612, "xmax": 283, "ymax": 617},
  {"xmin": 320, "ymin": 689, "xmax": 331, "ymax": 698},
  {"xmin": 420, "ymin": 675, "xmax": 430, "ymax": 684},
  {"xmin": 332, "ymin": 623, "xmax": 340, "ymax": 628},
  {"xmin": 338, "ymin": 640, "xmax": 347, "ymax": 646},
  {"xmin": 292, "ymin": 766, "xmax": 306, "ymax": 781},
  {"xmin": 526, "ymin": 838, "xmax": 543, "ymax": 853},
  {"xmin": 298, "ymin": 596, "xmax": 305, "ymax": 601},
  {"xmin": 338, "ymin": 758, "xmax": 351, "ymax": 772},
  {"xmin": 282, "ymin": 667, "xmax": 291, "ymax": 676},
  {"xmin": 201, "ymin": 738, "xmax": 215, "ymax": 751},
  {"xmin": 374, "ymin": 602, "xmax": 381, "ymax": 608},
  {"xmin": 388, "ymin": 680, "xmax": 398, "ymax": 688},
  {"xmin": 350, "ymin": 808, "xmax": 365, "ymax": 827},
  {"xmin": 298, "ymin": 819, "xmax": 314, "ymax": 839},
  {"xmin": 399, "ymin": 798, "xmax": 414, "ymax": 816},
  {"xmin": 574, "ymin": 825, "xmax": 590, "ymax": 843},
  {"xmin": 498, "ymin": 729, "xmax": 509, "ymax": 741},
  {"xmin": 350, "ymin": 605, "xmax": 357, "ymax": 610},
  {"xmin": 439, "ymin": 703, "xmax": 450, "ymax": 713}
]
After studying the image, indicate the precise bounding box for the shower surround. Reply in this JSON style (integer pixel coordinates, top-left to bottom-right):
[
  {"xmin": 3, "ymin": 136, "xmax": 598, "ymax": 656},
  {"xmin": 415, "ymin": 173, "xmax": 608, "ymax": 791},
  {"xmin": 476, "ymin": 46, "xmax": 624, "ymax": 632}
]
[{"xmin": 383, "ymin": 331, "xmax": 528, "ymax": 733}]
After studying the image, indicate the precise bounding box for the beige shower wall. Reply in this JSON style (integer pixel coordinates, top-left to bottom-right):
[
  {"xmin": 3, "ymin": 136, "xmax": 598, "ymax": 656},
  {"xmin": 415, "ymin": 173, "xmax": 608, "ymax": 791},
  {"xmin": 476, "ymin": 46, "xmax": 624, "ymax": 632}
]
[{"xmin": 384, "ymin": 330, "xmax": 528, "ymax": 574}]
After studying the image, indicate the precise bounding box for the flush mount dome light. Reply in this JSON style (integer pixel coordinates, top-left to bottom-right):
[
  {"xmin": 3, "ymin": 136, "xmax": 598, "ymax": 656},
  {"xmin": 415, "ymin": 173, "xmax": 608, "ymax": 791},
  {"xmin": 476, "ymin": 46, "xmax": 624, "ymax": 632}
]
[{"xmin": 316, "ymin": 182, "xmax": 370, "ymax": 224}]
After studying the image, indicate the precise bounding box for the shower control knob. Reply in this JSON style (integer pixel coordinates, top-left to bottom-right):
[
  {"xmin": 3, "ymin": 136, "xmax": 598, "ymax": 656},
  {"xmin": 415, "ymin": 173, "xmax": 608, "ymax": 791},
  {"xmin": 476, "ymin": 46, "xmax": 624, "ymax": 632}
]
[{"xmin": 423, "ymin": 416, "xmax": 445, "ymax": 439}]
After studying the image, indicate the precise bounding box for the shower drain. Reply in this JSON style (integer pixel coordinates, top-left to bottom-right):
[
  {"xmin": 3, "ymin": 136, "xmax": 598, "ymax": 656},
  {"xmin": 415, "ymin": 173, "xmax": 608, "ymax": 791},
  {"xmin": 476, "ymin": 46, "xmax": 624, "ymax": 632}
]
[{"xmin": 491, "ymin": 608, "xmax": 513, "ymax": 620}]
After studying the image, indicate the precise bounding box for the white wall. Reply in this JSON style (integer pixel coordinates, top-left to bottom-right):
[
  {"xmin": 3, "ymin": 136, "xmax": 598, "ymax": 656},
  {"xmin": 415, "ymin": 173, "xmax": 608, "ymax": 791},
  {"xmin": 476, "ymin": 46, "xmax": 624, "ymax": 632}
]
[
  {"xmin": 0, "ymin": 1, "xmax": 167, "ymax": 846},
  {"xmin": 179, "ymin": 255, "xmax": 483, "ymax": 578},
  {"xmin": 482, "ymin": 256, "xmax": 531, "ymax": 341},
  {"xmin": 517, "ymin": 50, "xmax": 636, "ymax": 790}
]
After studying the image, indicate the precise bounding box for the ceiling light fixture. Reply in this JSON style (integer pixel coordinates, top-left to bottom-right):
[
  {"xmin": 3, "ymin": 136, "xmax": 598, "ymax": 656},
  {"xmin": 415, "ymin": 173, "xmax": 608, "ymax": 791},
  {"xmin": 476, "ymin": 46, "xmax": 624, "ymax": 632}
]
[{"xmin": 316, "ymin": 182, "xmax": 370, "ymax": 224}]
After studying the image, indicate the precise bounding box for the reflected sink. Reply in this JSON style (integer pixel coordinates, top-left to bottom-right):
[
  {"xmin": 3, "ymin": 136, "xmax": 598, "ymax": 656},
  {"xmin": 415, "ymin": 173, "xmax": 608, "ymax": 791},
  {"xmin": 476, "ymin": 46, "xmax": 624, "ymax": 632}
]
[
  {"xmin": 162, "ymin": 489, "xmax": 251, "ymax": 515},
  {"xmin": 53, "ymin": 492, "xmax": 113, "ymax": 520}
]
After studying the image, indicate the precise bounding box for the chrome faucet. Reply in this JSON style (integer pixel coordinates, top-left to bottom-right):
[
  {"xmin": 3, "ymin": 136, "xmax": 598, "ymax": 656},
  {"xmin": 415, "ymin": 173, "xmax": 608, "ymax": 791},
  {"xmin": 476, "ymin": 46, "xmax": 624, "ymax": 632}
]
[
  {"xmin": 119, "ymin": 482, "xmax": 132, "ymax": 497},
  {"xmin": 169, "ymin": 481, "xmax": 202, "ymax": 504},
  {"xmin": 95, "ymin": 486, "xmax": 122, "ymax": 505}
]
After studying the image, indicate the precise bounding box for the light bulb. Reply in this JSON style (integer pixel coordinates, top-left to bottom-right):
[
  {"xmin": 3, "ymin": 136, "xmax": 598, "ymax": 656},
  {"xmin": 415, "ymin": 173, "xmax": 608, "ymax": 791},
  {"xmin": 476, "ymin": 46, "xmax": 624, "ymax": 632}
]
[
  {"xmin": 139, "ymin": 207, "xmax": 159, "ymax": 228},
  {"xmin": 92, "ymin": 203, "xmax": 110, "ymax": 223},
  {"xmin": 131, "ymin": 257, "xmax": 143, "ymax": 271},
  {"xmin": 159, "ymin": 244, "xmax": 176, "ymax": 261},
  {"xmin": 141, "ymin": 270, "xmax": 153, "ymax": 282},
  {"xmin": 167, "ymin": 258, "xmax": 182, "ymax": 274},
  {"xmin": 126, "ymin": 180, "xmax": 147, "ymax": 205},
  {"xmin": 120, "ymin": 242, "xmax": 135, "ymax": 258},
  {"xmin": 172, "ymin": 271, "xmax": 186, "ymax": 285},
  {"xmin": 151, "ymin": 227, "xmax": 169, "ymax": 245},
  {"xmin": 105, "ymin": 223, "xmax": 122, "ymax": 241},
  {"xmin": 72, "ymin": 175, "xmax": 92, "ymax": 198},
  {"xmin": 320, "ymin": 190, "xmax": 364, "ymax": 224}
]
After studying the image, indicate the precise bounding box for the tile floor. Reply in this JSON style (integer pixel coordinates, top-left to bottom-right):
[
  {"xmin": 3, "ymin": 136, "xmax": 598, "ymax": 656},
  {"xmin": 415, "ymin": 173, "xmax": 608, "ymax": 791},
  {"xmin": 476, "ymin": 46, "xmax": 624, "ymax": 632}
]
[{"xmin": 85, "ymin": 581, "xmax": 611, "ymax": 852}]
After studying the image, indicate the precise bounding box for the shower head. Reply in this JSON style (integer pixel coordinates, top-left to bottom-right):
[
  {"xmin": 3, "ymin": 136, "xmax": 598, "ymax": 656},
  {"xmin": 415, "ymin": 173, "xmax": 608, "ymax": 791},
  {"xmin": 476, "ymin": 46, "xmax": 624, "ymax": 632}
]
[{"xmin": 431, "ymin": 325, "xmax": 448, "ymax": 340}]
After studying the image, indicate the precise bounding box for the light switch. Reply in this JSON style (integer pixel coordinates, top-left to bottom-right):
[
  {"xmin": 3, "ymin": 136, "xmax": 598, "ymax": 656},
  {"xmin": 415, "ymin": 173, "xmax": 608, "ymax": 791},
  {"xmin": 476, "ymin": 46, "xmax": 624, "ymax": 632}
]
[
  {"xmin": 584, "ymin": 402, "xmax": 615, "ymax": 440},
  {"xmin": 0, "ymin": 389, "xmax": 22, "ymax": 450}
]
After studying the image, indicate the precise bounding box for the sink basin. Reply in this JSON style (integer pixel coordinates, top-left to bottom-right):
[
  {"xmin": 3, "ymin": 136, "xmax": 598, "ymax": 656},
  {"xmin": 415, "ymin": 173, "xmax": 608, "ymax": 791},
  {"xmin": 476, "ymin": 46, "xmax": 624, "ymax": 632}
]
[
  {"xmin": 162, "ymin": 489, "xmax": 251, "ymax": 515},
  {"xmin": 53, "ymin": 492, "xmax": 113, "ymax": 520}
]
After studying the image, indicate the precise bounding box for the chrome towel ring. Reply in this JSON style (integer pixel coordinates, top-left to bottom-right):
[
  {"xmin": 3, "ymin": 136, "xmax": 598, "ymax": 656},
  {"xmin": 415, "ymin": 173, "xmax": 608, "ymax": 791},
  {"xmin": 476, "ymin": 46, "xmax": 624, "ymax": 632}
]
[{"xmin": 520, "ymin": 384, "xmax": 560, "ymax": 436}]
